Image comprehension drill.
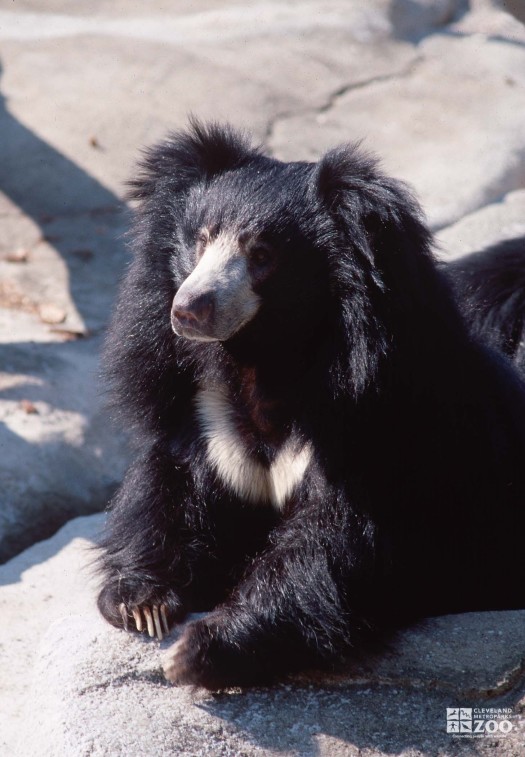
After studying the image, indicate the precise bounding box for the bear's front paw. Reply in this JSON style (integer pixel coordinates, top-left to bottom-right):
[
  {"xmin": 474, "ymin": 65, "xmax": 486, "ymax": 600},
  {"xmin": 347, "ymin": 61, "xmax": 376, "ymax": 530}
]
[
  {"xmin": 163, "ymin": 613, "xmax": 271, "ymax": 690},
  {"xmin": 163, "ymin": 615, "xmax": 226, "ymax": 688},
  {"xmin": 97, "ymin": 582, "xmax": 185, "ymax": 641}
]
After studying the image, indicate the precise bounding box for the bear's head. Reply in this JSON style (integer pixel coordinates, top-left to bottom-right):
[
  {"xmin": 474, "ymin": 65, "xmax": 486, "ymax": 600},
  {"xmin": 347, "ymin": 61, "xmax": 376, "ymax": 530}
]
[
  {"xmin": 129, "ymin": 119, "xmax": 437, "ymax": 395},
  {"xmin": 172, "ymin": 159, "xmax": 339, "ymax": 346}
]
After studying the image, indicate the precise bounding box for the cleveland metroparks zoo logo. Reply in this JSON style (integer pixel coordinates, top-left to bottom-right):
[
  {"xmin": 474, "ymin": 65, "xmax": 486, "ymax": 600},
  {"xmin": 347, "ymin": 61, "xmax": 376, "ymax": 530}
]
[{"xmin": 446, "ymin": 707, "xmax": 515, "ymax": 738}]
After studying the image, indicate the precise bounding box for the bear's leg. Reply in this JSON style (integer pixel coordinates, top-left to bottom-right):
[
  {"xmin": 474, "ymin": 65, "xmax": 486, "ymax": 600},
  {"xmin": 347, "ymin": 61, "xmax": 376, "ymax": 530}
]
[
  {"xmin": 163, "ymin": 497, "xmax": 378, "ymax": 687},
  {"xmin": 97, "ymin": 440, "xmax": 216, "ymax": 640}
]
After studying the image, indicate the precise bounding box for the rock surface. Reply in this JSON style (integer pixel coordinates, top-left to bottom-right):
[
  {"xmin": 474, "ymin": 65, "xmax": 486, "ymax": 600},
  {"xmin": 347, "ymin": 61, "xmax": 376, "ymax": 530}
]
[
  {"xmin": 270, "ymin": 28, "xmax": 525, "ymax": 230},
  {"xmin": 2, "ymin": 514, "xmax": 523, "ymax": 757},
  {"xmin": 0, "ymin": 332, "xmax": 128, "ymax": 560},
  {"xmin": 436, "ymin": 189, "xmax": 525, "ymax": 260},
  {"xmin": 0, "ymin": 515, "xmax": 105, "ymax": 756}
]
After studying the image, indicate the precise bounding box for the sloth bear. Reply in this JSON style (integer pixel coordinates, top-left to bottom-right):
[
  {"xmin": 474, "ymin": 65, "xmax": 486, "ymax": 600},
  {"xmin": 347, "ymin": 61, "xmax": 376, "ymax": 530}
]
[{"xmin": 97, "ymin": 121, "xmax": 525, "ymax": 690}]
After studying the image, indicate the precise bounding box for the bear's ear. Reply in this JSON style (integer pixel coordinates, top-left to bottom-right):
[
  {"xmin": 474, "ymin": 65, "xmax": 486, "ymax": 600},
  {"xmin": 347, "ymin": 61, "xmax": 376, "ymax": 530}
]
[
  {"xmin": 314, "ymin": 142, "xmax": 431, "ymax": 257},
  {"xmin": 314, "ymin": 141, "xmax": 433, "ymax": 289},
  {"xmin": 313, "ymin": 143, "xmax": 435, "ymax": 398},
  {"xmin": 314, "ymin": 142, "xmax": 380, "ymax": 214},
  {"xmin": 128, "ymin": 118, "xmax": 258, "ymax": 200},
  {"xmin": 312, "ymin": 144, "xmax": 389, "ymax": 398}
]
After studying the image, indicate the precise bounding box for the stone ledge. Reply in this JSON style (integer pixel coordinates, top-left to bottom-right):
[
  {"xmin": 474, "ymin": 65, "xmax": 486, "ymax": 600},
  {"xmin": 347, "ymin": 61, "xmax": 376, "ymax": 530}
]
[{"xmin": 2, "ymin": 514, "xmax": 523, "ymax": 757}]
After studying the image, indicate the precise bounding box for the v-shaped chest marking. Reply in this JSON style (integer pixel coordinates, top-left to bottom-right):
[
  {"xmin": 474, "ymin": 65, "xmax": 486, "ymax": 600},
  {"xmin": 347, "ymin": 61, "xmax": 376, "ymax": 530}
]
[{"xmin": 195, "ymin": 386, "xmax": 312, "ymax": 509}]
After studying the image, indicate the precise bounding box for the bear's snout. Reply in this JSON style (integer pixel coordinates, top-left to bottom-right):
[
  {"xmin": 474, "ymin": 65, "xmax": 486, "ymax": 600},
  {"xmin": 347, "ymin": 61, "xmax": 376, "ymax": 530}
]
[{"xmin": 171, "ymin": 290, "xmax": 215, "ymax": 338}]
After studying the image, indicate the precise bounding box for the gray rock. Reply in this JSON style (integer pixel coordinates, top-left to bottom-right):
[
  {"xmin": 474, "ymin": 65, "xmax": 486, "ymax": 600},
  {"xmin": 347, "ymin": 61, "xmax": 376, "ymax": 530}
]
[
  {"xmin": 0, "ymin": 338, "xmax": 127, "ymax": 560},
  {"xmin": 389, "ymin": 0, "xmax": 468, "ymax": 39},
  {"xmin": 270, "ymin": 24, "xmax": 525, "ymax": 230},
  {"xmin": 501, "ymin": 0, "xmax": 525, "ymax": 25},
  {"xmin": 460, "ymin": 0, "xmax": 525, "ymax": 38},
  {"xmin": 436, "ymin": 189, "xmax": 525, "ymax": 260},
  {"xmin": 0, "ymin": 189, "xmax": 129, "ymax": 560},
  {"xmin": 3, "ymin": 514, "xmax": 523, "ymax": 757},
  {"xmin": 0, "ymin": 514, "xmax": 105, "ymax": 756},
  {"xmin": 0, "ymin": 3, "xmax": 423, "ymax": 183}
]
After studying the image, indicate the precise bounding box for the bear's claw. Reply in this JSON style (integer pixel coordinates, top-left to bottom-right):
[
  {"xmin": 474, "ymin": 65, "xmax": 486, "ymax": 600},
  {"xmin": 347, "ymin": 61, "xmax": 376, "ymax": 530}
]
[
  {"xmin": 117, "ymin": 602, "xmax": 170, "ymax": 640},
  {"xmin": 118, "ymin": 602, "xmax": 129, "ymax": 631}
]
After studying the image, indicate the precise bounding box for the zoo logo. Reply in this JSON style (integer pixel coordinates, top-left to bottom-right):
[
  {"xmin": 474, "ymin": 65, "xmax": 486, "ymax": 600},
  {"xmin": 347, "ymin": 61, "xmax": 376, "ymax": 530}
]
[{"xmin": 446, "ymin": 708, "xmax": 514, "ymax": 737}]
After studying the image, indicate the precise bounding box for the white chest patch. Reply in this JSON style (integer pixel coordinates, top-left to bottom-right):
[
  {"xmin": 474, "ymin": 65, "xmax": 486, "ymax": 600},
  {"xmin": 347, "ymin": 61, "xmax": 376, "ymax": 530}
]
[{"xmin": 195, "ymin": 386, "xmax": 312, "ymax": 509}]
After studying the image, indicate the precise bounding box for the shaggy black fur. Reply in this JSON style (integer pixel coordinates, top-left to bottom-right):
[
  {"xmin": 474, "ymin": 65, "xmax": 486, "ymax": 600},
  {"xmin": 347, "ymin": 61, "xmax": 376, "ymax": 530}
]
[
  {"xmin": 443, "ymin": 237, "xmax": 525, "ymax": 376},
  {"xmin": 97, "ymin": 121, "xmax": 525, "ymax": 689}
]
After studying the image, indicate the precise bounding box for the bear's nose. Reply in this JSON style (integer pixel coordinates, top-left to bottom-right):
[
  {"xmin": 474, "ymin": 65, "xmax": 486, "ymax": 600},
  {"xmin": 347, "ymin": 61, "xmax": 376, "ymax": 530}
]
[{"xmin": 172, "ymin": 291, "xmax": 214, "ymax": 330}]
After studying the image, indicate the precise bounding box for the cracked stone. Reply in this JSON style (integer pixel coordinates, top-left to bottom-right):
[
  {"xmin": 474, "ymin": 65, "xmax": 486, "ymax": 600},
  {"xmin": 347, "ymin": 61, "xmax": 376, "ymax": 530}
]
[
  {"xmin": 269, "ymin": 27, "xmax": 525, "ymax": 230},
  {"xmin": 0, "ymin": 4, "xmax": 422, "ymax": 203}
]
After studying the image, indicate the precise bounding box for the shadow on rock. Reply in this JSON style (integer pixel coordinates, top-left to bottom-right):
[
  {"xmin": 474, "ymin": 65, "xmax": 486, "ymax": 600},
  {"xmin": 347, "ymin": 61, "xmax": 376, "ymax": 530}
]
[
  {"xmin": 0, "ymin": 60, "xmax": 127, "ymax": 333},
  {"xmin": 198, "ymin": 675, "xmax": 525, "ymax": 756},
  {"xmin": 0, "ymin": 59, "xmax": 129, "ymax": 563},
  {"xmin": 389, "ymin": 0, "xmax": 469, "ymax": 42}
]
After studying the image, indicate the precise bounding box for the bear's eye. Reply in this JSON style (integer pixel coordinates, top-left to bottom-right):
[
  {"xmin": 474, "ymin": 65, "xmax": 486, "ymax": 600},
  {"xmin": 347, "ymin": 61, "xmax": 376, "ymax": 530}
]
[
  {"xmin": 195, "ymin": 230, "xmax": 209, "ymax": 260},
  {"xmin": 249, "ymin": 243, "xmax": 273, "ymax": 268}
]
